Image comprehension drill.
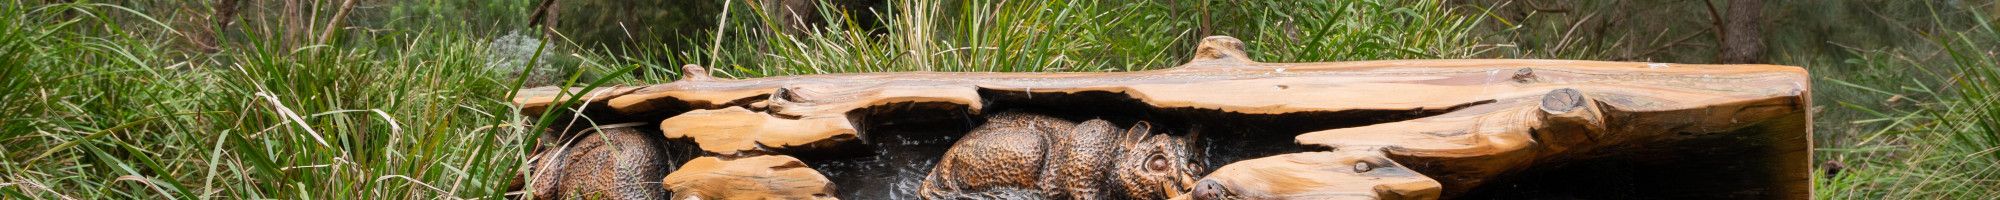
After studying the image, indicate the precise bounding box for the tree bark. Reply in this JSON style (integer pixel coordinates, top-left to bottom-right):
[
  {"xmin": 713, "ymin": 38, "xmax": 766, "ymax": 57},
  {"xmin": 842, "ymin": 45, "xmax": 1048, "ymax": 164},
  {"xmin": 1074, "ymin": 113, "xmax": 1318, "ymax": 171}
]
[{"xmin": 1718, "ymin": 0, "xmax": 1764, "ymax": 64}]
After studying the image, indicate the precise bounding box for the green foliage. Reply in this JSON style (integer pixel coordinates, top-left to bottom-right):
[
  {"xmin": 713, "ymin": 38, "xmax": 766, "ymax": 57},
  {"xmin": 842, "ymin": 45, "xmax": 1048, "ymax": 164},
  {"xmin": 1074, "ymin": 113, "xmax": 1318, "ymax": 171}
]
[
  {"xmin": 638, "ymin": 0, "xmax": 1489, "ymax": 80},
  {"xmin": 548, "ymin": 0, "xmax": 723, "ymax": 52},
  {"xmin": 1227, "ymin": 1, "xmax": 1488, "ymax": 61},
  {"xmin": 0, "ymin": 1, "xmax": 545, "ymax": 198},
  {"xmin": 1811, "ymin": 2, "xmax": 2000, "ymax": 199}
]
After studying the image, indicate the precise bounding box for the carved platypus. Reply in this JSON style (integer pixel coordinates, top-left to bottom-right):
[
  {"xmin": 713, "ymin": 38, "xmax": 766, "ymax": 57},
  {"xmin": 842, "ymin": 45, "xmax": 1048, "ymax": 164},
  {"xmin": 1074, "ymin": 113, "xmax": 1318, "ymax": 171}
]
[
  {"xmin": 920, "ymin": 112, "xmax": 1203, "ymax": 199},
  {"xmin": 517, "ymin": 124, "xmax": 674, "ymax": 200}
]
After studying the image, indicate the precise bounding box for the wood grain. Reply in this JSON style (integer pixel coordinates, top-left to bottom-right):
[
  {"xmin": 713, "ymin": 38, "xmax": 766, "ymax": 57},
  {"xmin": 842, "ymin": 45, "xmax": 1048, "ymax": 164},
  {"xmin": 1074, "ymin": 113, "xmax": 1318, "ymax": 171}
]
[{"xmin": 660, "ymin": 155, "xmax": 837, "ymax": 200}]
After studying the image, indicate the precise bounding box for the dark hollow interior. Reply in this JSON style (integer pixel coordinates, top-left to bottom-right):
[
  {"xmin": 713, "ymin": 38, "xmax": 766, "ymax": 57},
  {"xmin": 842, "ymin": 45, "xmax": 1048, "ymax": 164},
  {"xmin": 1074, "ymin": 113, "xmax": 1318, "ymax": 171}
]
[{"xmin": 1450, "ymin": 117, "xmax": 1802, "ymax": 200}]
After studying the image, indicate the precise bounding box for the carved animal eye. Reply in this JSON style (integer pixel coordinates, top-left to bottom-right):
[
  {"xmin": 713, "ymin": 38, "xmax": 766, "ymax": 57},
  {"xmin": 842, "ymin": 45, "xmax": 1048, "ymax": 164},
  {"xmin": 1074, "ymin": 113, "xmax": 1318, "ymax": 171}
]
[
  {"xmin": 1148, "ymin": 155, "xmax": 1170, "ymax": 171},
  {"xmin": 1187, "ymin": 162, "xmax": 1202, "ymax": 172}
]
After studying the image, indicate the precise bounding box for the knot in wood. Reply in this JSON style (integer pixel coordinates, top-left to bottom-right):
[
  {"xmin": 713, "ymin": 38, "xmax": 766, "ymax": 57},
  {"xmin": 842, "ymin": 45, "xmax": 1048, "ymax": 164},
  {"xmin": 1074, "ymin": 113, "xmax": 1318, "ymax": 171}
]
[
  {"xmin": 1540, "ymin": 88, "xmax": 1586, "ymax": 114},
  {"xmin": 1512, "ymin": 68, "xmax": 1536, "ymax": 83},
  {"xmin": 1353, "ymin": 161, "xmax": 1374, "ymax": 173}
]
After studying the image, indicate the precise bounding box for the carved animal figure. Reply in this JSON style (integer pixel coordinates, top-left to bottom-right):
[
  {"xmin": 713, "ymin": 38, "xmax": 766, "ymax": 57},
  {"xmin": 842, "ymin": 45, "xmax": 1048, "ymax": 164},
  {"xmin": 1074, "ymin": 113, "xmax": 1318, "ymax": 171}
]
[
  {"xmin": 519, "ymin": 124, "xmax": 674, "ymax": 200},
  {"xmin": 920, "ymin": 112, "xmax": 1203, "ymax": 199}
]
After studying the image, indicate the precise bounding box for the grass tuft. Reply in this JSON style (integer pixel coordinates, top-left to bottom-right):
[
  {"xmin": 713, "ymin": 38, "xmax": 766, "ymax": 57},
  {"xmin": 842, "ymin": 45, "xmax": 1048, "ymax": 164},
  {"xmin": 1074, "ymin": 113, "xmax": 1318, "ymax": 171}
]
[
  {"xmin": 0, "ymin": 1, "xmax": 538, "ymax": 198},
  {"xmin": 1811, "ymin": 2, "xmax": 2000, "ymax": 199}
]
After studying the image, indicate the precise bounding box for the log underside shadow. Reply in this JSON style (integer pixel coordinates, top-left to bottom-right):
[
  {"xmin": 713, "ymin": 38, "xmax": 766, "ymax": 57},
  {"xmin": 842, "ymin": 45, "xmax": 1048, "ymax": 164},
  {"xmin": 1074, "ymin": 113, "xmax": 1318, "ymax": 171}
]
[{"xmin": 513, "ymin": 36, "xmax": 1811, "ymax": 200}]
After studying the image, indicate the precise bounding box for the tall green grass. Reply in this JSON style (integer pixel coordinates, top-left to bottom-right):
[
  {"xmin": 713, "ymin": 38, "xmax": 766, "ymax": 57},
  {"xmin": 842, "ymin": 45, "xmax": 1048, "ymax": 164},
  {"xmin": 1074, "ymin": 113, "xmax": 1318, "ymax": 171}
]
[
  {"xmin": 0, "ymin": 1, "xmax": 539, "ymax": 198},
  {"xmin": 629, "ymin": 0, "xmax": 1489, "ymax": 80},
  {"xmin": 1811, "ymin": 2, "xmax": 2000, "ymax": 199}
]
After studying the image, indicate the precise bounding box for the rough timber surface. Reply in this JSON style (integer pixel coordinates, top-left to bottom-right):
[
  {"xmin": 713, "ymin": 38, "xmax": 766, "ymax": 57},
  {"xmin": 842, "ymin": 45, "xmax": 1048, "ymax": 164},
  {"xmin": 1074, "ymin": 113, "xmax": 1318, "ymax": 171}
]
[
  {"xmin": 660, "ymin": 155, "xmax": 838, "ymax": 200},
  {"xmin": 514, "ymin": 36, "xmax": 1811, "ymax": 199}
]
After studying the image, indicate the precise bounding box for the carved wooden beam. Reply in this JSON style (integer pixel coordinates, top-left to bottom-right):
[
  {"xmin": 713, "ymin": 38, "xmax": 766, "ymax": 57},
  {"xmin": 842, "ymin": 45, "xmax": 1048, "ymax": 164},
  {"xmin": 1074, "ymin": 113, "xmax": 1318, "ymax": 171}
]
[
  {"xmin": 515, "ymin": 36, "xmax": 1810, "ymax": 199},
  {"xmin": 660, "ymin": 155, "xmax": 838, "ymax": 199}
]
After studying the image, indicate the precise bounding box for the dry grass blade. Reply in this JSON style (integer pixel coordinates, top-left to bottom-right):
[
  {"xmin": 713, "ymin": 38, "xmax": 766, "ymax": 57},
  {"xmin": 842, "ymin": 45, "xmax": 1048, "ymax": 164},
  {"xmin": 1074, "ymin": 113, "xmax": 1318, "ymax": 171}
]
[{"xmin": 256, "ymin": 91, "xmax": 330, "ymax": 148}]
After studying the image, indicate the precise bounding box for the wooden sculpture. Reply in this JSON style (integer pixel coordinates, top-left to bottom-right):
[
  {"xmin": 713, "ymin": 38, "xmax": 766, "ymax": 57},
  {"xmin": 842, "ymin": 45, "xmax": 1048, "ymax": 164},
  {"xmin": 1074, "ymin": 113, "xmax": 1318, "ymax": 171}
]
[
  {"xmin": 512, "ymin": 36, "xmax": 1811, "ymax": 199},
  {"xmin": 918, "ymin": 112, "xmax": 1201, "ymax": 199},
  {"xmin": 523, "ymin": 124, "xmax": 674, "ymax": 200}
]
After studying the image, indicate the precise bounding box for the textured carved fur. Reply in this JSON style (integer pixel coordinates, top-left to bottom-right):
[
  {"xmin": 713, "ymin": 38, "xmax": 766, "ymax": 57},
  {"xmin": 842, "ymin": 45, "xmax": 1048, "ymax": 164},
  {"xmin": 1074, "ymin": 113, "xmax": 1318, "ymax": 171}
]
[
  {"xmin": 524, "ymin": 126, "xmax": 673, "ymax": 200},
  {"xmin": 920, "ymin": 112, "xmax": 1202, "ymax": 199}
]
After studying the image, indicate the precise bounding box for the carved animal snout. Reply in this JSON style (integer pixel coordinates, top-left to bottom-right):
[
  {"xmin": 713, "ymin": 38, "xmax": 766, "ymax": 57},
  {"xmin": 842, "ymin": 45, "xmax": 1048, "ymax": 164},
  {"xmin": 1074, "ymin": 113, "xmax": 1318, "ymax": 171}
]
[{"xmin": 1190, "ymin": 179, "xmax": 1235, "ymax": 200}]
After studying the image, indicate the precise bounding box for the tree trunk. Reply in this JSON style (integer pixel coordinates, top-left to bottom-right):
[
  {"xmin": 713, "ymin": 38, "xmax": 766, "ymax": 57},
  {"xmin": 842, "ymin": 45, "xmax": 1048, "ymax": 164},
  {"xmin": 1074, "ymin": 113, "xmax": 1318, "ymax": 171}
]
[{"xmin": 1718, "ymin": 0, "xmax": 1764, "ymax": 64}]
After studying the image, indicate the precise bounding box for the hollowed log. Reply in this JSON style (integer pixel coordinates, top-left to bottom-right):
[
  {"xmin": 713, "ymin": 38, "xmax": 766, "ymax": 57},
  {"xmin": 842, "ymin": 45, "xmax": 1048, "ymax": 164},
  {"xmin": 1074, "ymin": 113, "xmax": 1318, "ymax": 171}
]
[{"xmin": 513, "ymin": 35, "xmax": 1810, "ymax": 199}]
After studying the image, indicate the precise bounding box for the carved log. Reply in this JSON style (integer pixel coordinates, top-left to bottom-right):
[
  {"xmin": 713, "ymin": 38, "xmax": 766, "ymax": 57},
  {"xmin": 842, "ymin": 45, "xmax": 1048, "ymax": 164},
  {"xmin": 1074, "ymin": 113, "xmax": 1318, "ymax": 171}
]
[{"xmin": 514, "ymin": 35, "xmax": 1810, "ymax": 199}]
